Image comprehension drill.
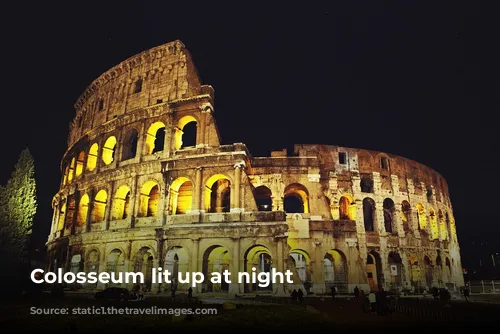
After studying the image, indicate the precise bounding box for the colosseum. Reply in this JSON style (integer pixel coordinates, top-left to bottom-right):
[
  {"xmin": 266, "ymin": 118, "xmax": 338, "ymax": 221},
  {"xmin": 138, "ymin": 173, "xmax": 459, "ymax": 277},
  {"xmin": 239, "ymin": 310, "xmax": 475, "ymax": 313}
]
[{"xmin": 46, "ymin": 40, "xmax": 465, "ymax": 296}]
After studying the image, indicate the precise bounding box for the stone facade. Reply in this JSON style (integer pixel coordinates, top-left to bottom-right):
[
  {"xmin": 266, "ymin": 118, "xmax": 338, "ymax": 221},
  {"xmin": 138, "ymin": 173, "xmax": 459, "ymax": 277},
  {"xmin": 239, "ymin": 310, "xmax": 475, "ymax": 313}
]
[{"xmin": 46, "ymin": 40, "xmax": 464, "ymax": 296}]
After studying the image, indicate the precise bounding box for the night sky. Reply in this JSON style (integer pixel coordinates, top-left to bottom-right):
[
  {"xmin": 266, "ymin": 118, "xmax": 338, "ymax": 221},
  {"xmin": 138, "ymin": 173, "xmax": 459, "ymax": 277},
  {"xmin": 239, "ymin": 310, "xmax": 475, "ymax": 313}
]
[{"xmin": 1, "ymin": 2, "xmax": 497, "ymax": 269}]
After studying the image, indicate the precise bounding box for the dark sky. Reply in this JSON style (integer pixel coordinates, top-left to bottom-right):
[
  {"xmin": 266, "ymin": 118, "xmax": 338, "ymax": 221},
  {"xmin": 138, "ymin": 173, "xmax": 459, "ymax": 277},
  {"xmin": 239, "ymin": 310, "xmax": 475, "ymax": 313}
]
[{"xmin": 1, "ymin": 2, "xmax": 498, "ymax": 267}]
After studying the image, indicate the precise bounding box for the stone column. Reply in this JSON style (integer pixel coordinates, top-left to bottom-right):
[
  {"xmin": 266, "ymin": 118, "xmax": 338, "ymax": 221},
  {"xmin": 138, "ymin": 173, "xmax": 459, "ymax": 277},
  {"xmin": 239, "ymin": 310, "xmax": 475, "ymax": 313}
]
[
  {"xmin": 192, "ymin": 167, "xmax": 203, "ymax": 213},
  {"xmin": 70, "ymin": 191, "xmax": 80, "ymax": 235},
  {"xmin": 231, "ymin": 163, "xmax": 242, "ymax": 213},
  {"xmin": 191, "ymin": 239, "xmax": 200, "ymax": 293},
  {"xmin": 85, "ymin": 189, "xmax": 95, "ymax": 232},
  {"xmin": 229, "ymin": 237, "xmax": 241, "ymax": 296},
  {"xmin": 59, "ymin": 197, "xmax": 69, "ymax": 237},
  {"xmin": 105, "ymin": 182, "xmax": 115, "ymax": 230},
  {"xmin": 274, "ymin": 237, "xmax": 287, "ymax": 296},
  {"xmin": 312, "ymin": 240, "xmax": 324, "ymax": 294}
]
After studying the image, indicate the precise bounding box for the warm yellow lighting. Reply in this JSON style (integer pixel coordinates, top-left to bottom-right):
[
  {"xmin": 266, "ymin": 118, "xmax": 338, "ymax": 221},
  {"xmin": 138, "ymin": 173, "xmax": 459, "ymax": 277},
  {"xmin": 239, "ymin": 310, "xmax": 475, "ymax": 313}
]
[
  {"xmin": 438, "ymin": 210, "xmax": 447, "ymax": 240},
  {"xmin": 169, "ymin": 177, "xmax": 193, "ymax": 214},
  {"xmin": 138, "ymin": 181, "xmax": 159, "ymax": 217},
  {"xmin": 204, "ymin": 174, "xmax": 230, "ymax": 212},
  {"xmin": 77, "ymin": 193, "xmax": 89, "ymax": 226},
  {"xmin": 284, "ymin": 183, "xmax": 309, "ymax": 213},
  {"xmin": 76, "ymin": 151, "xmax": 85, "ymax": 177},
  {"xmin": 145, "ymin": 122, "xmax": 166, "ymax": 155},
  {"xmin": 57, "ymin": 202, "xmax": 66, "ymax": 231},
  {"xmin": 91, "ymin": 190, "xmax": 107, "ymax": 222},
  {"xmin": 204, "ymin": 245, "xmax": 230, "ymax": 291},
  {"xmin": 102, "ymin": 136, "xmax": 117, "ymax": 165},
  {"xmin": 112, "ymin": 185, "xmax": 131, "ymax": 220},
  {"xmin": 87, "ymin": 143, "xmax": 98, "ymax": 171},
  {"xmin": 174, "ymin": 116, "xmax": 197, "ymax": 150},
  {"xmin": 339, "ymin": 194, "xmax": 356, "ymax": 220},
  {"xmin": 416, "ymin": 203, "xmax": 427, "ymax": 229},
  {"xmin": 429, "ymin": 209, "xmax": 439, "ymax": 239},
  {"xmin": 62, "ymin": 166, "xmax": 69, "ymax": 185},
  {"xmin": 68, "ymin": 157, "xmax": 75, "ymax": 183}
]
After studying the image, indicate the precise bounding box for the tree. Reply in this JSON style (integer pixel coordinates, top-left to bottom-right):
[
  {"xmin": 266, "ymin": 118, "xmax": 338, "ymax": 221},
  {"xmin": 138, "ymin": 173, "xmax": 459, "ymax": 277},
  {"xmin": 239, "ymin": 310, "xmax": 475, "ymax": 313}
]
[{"xmin": 0, "ymin": 148, "xmax": 37, "ymax": 289}]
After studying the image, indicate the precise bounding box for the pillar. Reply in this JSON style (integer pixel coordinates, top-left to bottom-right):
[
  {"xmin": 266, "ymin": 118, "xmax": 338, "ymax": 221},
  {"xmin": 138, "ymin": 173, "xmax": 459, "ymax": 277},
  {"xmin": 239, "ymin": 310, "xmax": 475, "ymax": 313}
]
[
  {"xmin": 231, "ymin": 162, "xmax": 243, "ymax": 213},
  {"xmin": 274, "ymin": 237, "xmax": 287, "ymax": 296},
  {"xmin": 191, "ymin": 239, "xmax": 200, "ymax": 293},
  {"xmin": 191, "ymin": 167, "xmax": 203, "ymax": 213},
  {"xmin": 312, "ymin": 241, "xmax": 324, "ymax": 294},
  {"xmin": 229, "ymin": 237, "xmax": 241, "ymax": 296}
]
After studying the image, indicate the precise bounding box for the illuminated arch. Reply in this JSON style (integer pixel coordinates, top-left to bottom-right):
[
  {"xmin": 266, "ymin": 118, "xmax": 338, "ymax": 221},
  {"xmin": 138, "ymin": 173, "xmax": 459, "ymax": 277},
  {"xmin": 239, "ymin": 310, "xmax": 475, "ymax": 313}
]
[
  {"xmin": 438, "ymin": 210, "xmax": 447, "ymax": 240},
  {"xmin": 77, "ymin": 193, "xmax": 89, "ymax": 226},
  {"xmin": 57, "ymin": 201, "xmax": 66, "ymax": 231},
  {"xmin": 401, "ymin": 200, "xmax": 411, "ymax": 232},
  {"xmin": 169, "ymin": 177, "xmax": 193, "ymax": 214},
  {"xmin": 324, "ymin": 249, "xmax": 348, "ymax": 291},
  {"xmin": 366, "ymin": 250, "xmax": 382, "ymax": 291},
  {"xmin": 65, "ymin": 196, "xmax": 76, "ymax": 228},
  {"xmin": 111, "ymin": 185, "xmax": 131, "ymax": 220},
  {"xmin": 144, "ymin": 122, "xmax": 166, "ymax": 155},
  {"xmin": 138, "ymin": 181, "xmax": 160, "ymax": 217},
  {"xmin": 289, "ymin": 249, "xmax": 312, "ymax": 283},
  {"xmin": 429, "ymin": 208, "xmax": 439, "ymax": 239},
  {"xmin": 87, "ymin": 143, "xmax": 98, "ymax": 171},
  {"xmin": 202, "ymin": 245, "xmax": 230, "ymax": 292},
  {"xmin": 284, "ymin": 183, "xmax": 309, "ymax": 213},
  {"xmin": 102, "ymin": 136, "xmax": 117, "ymax": 165},
  {"xmin": 254, "ymin": 185, "xmax": 272, "ymax": 211},
  {"xmin": 174, "ymin": 115, "xmax": 198, "ymax": 150},
  {"xmin": 133, "ymin": 247, "xmax": 154, "ymax": 291},
  {"xmin": 62, "ymin": 165, "xmax": 69, "ymax": 185},
  {"xmin": 75, "ymin": 151, "xmax": 85, "ymax": 177},
  {"xmin": 339, "ymin": 194, "xmax": 356, "ymax": 220},
  {"xmin": 67, "ymin": 157, "xmax": 76, "ymax": 183},
  {"xmin": 244, "ymin": 245, "xmax": 273, "ymax": 293},
  {"xmin": 416, "ymin": 203, "xmax": 427, "ymax": 230},
  {"xmin": 165, "ymin": 246, "xmax": 190, "ymax": 290},
  {"xmin": 204, "ymin": 174, "xmax": 231, "ymax": 213},
  {"xmin": 91, "ymin": 190, "xmax": 107, "ymax": 223}
]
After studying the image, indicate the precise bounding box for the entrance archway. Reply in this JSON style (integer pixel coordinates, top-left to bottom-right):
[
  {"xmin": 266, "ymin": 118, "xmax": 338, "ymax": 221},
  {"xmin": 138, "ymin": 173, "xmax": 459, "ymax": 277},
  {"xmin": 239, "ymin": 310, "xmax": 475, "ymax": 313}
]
[
  {"xmin": 244, "ymin": 245, "xmax": 273, "ymax": 293},
  {"xmin": 388, "ymin": 251, "xmax": 403, "ymax": 290},
  {"xmin": 133, "ymin": 247, "xmax": 154, "ymax": 292},
  {"xmin": 202, "ymin": 245, "xmax": 230, "ymax": 292},
  {"xmin": 324, "ymin": 249, "xmax": 348, "ymax": 293},
  {"xmin": 165, "ymin": 247, "xmax": 189, "ymax": 291},
  {"xmin": 366, "ymin": 251, "xmax": 382, "ymax": 292}
]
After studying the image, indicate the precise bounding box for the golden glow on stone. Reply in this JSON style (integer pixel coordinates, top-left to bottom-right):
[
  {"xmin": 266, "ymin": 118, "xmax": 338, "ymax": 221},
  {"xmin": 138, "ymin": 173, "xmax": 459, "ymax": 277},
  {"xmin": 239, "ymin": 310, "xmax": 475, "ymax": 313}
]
[
  {"xmin": 102, "ymin": 136, "xmax": 117, "ymax": 165},
  {"xmin": 175, "ymin": 115, "xmax": 197, "ymax": 150},
  {"xmin": 77, "ymin": 193, "xmax": 89, "ymax": 226},
  {"xmin": 145, "ymin": 122, "xmax": 166, "ymax": 155},
  {"xmin": 139, "ymin": 181, "xmax": 159, "ymax": 217},
  {"xmin": 169, "ymin": 177, "xmax": 193, "ymax": 214},
  {"xmin": 112, "ymin": 185, "xmax": 131, "ymax": 220},
  {"xmin": 87, "ymin": 143, "xmax": 98, "ymax": 171},
  {"xmin": 91, "ymin": 190, "xmax": 108, "ymax": 222}
]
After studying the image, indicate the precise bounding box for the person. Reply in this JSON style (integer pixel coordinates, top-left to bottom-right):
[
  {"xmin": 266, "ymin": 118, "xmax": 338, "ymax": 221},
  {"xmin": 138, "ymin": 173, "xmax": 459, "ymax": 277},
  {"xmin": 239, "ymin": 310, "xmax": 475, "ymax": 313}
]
[
  {"xmin": 331, "ymin": 286, "xmax": 337, "ymax": 301},
  {"xmin": 463, "ymin": 286, "xmax": 470, "ymax": 302},
  {"xmin": 368, "ymin": 291, "xmax": 377, "ymax": 313},
  {"xmin": 297, "ymin": 289, "xmax": 304, "ymax": 304},
  {"xmin": 291, "ymin": 289, "xmax": 298, "ymax": 304},
  {"xmin": 359, "ymin": 289, "xmax": 368, "ymax": 312},
  {"xmin": 353, "ymin": 286, "xmax": 360, "ymax": 302}
]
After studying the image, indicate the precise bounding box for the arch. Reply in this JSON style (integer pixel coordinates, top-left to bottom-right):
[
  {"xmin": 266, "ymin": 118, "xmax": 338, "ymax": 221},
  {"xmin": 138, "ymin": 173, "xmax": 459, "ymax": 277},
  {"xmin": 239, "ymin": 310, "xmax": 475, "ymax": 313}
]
[
  {"xmin": 324, "ymin": 249, "xmax": 348, "ymax": 292},
  {"xmin": 445, "ymin": 257, "xmax": 451, "ymax": 277},
  {"xmin": 388, "ymin": 251, "xmax": 403, "ymax": 289},
  {"xmin": 75, "ymin": 151, "xmax": 85, "ymax": 177},
  {"xmin": 122, "ymin": 128, "xmax": 139, "ymax": 161},
  {"xmin": 339, "ymin": 195, "xmax": 356, "ymax": 220},
  {"xmin": 288, "ymin": 249, "xmax": 312, "ymax": 284},
  {"xmin": 175, "ymin": 115, "xmax": 198, "ymax": 150},
  {"xmin": 416, "ymin": 203, "xmax": 427, "ymax": 230},
  {"xmin": 133, "ymin": 247, "xmax": 154, "ymax": 292},
  {"xmin": 77, "ymin": 193, "xmax": 90, "ymax": 226},
  {"xmin": 379, "ymin": 155, "xmax": 390, "ymax": 171},
  {"xmin": 423, "ymin": 255, "xmax": 433, "ymax": 288},
  {"xmin": 401, "ymin": 200, "xmax": 411, "ymax": 232},
  {"xmin": 363, "ymin": 197, "xmax": 376, "ymax": 232},
  {"xmin": 360, "ymin": 175, "xmax": 374, "ymax": 193},
  {"xmin": 65, "ymin": 196, "xmax": 76, "ymax": 228},
  {"xmin": 383, "ymin": 198, "xmax": 395, "ymax": 233},
  {"xmin": 111, "ymin": 185, "xmax": 131, "ymax": 220},
  {"xmin": 204, "ymin": 174, "xmax": 231, "ymax": 213},
  {"xmin": 87, "ymin": 143, "xmax": 98, "ymax": 171},
  {"xmin": 244, "ymin": 245, "xmax": 273, "ymax": 293},
  {"xmin": 254, "ymin": 185, "xmax": 272, "ymax": 211},
  {"xmin": 284, "ymin": 183, "xmax": 309, "ymax": 213},
  {"xmin": 106, "ymin": 249, "xmax": 125, "ymax": 287},
  {"xmin": 91, "ymin": 190, "xmax": 107, "ymax": 223},
  {"xmin": 438, "ymin": 209, "xmax": 447, "ymax": 240},
  {"xmin": 169, "ymin": 177, "xmax": 193, "ymax": 214},
  {"xmin": 57, "ymin": 201, "xmax": 66, "ymax": 231},
  {"xmin": 366, "ymin": 250, "xmax": 382, "ymax": 291},
  {"xmin": 138, "ymin": 181, "xmax": 160, "ymax": 217},
  {"xmin": 68, "ymin": 157, "xmax": 75, "ymax": 183},
  {"xmin": 62, "ymin": 165, "xmax": 69, "ymax": 185},
  {"xmin": 144, "ymin": 122, "xmax": 166, "ymax": 155},
  {"xmin": 202, "ymin": 245, "xmax": 230, "ymax": 292},
  {"xmin": 429, "ymin": 208, "xmax": 439, "ymax": 239},
  {"xmin": 102, "ymin": 136, "xmax": 117, "ymax": 165},
  {"xmin": 165, "ymin": 246, "xmax": 190, "ymax": 290}
]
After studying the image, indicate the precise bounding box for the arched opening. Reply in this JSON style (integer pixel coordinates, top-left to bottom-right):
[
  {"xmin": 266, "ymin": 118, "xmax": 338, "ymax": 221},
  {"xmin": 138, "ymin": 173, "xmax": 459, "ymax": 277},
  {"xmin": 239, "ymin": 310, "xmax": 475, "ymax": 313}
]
[
  {"xmin": 68, "ymin": 158, "xmax": 75, "ymax": 183},
  {"xmin": 424, "ymin": 256, "xmax": 433, "ymax": 288},
  {"xmin": 363, "ymin": 197, "xmax": 376, "ymax": 232},
  {"xmin": 438, "ymin": 210, "xmax": 447, "ymax": 240},
  {"xmin": 138, "ymin": 181, "xmax": 160, "ymax": 217},
  {"xmin": 205, "ymin": 174, "xmax": 230, "ymax": 213},
  {"xmin": 65, "ymin": 196, "xmax": 76, "ymax": 229},
  {"xmin": 388, "ymin": 252, "xmax": 403, "ymax": 290},
  {"xmin": 244, "ymin": 245, "xmax": 273, "ymax": 293},
  {"xmin": 62, "ymin": 165, "xmax": 69, "ymax": 185},
  {"xmin": 324, "ymin": 249, "xmax": 348, "ymax": 292},
  {"xmin": 86, "ymin": 250, "xmax": 100, "ymax": 288},
  {"xmin": 289, "ymin": 250, "xmax": 312, "ymax": 284},
  {"xmin": 175, "ymin": 116, "xmax": 198, "ymax": 150},
  {"xmin": 338, "ymin": 195, "xmax": 356, "ymax": 220},
  {"xmin": 57, "ymin": 202, "xmax": 66, "ymax": 231},
  {"xmin": 165, "ymin": 247, "xmax": 189, "ymax": 291},
  {"xmin": 383, "ymin": 198, "xmax": 395, "ymax": 233},
  {"xmin": 122, "ymin": 128, "xmax": 139, "ymax": 160},
  {"xmin": 401, "ymin": 201, "xmax": 411, "ymax": 232},
  {"xmin": 106, "ymin": 249, "xmax": 125, "ymax": 287},
  {"xmin": 366, "ymin": 251, "xmax": 383, "ymax": 292},
  {"xmin": 133, "ymin": 247, "xmax": 154, "ymax": 292},
  {"xmin": 445, "ymin": 212, "xmax": 452, "ymax": 239},
  {"xmin": 91, "ymin": 190, "xmax": 107, "ymax": 223},
  {"xmin": 380, "ymin": 156, "xmax": 390, "ymax": 171},
  {"xmin": 102, "ymin": 136, "xmax": 117, "ymax": 165},
  {"xmin": 445, "ymin": 258, "xmax": 451, "ymax": 279},
  {"xmin": 202, "ymin": 245, "xmax": 230, "ymax": 293},
  {"xmin": 169, "ymin": 177, "xmax": 193, "ymax": 214},
  {"xmin": 87, "ymin": 143, "xmax": 98, "ymax": 171},
  {"xmin": 284, "ymin": 183, "xmax": 309, "ymax": 213},
  {"xmin": 416, "ymin": 203, "xmax": 427, "ymax": 230},
  {"xmin": 360, "ymin": 175, "xmax": 373, "ymax": 193},
  {"xmin": 144, "ymin": 122, "xmax": 166, "ymax": 155},
  {"xmin": 77, "ymin": 193, "xmax": 89, "ymax": 226},
  {"xmin": 254, "ymin": 186, "xmax": 272, "ymax": 211},
  {"xmin": 429, "ymin": 208, "xmax": 439, "ymax": 240},
  {"xmin": 111, "ymin": 185, "xmax": 131, "ymax": 220},
  {"xmin": 76, "ymin": 151, "xmax": 85, "ymax": 177}
]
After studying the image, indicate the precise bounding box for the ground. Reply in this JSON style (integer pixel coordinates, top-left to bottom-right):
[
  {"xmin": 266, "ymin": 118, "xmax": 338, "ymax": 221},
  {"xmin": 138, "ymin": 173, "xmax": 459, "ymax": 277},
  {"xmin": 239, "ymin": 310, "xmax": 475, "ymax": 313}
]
[{"xmin": 1, "ymin": 292, "xmax": 499, "ymax": 332}]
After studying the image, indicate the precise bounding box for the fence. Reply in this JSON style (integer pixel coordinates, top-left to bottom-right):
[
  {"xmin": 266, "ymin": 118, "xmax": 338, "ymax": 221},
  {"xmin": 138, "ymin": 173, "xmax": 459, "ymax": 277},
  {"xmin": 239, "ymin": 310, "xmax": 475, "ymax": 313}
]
[{"xmin": 467, "ymin": 280, "xmax": 500, "ymax": 294}]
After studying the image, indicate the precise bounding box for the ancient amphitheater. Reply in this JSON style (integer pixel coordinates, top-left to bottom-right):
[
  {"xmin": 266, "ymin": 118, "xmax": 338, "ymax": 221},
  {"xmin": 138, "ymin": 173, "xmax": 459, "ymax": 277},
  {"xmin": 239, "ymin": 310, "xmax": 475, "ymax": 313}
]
[{"xmin": 46, "ymin": 40, "xmax": 465, "ymax": 296}]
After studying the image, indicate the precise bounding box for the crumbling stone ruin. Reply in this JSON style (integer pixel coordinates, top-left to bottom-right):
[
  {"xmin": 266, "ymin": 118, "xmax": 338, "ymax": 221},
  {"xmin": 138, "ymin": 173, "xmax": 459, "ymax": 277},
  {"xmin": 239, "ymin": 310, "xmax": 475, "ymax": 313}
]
[{"xmin": 46, "ymin": 40, "xmax": 464, "ymax": 295}]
